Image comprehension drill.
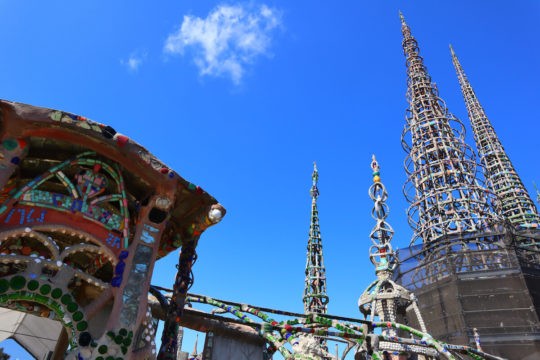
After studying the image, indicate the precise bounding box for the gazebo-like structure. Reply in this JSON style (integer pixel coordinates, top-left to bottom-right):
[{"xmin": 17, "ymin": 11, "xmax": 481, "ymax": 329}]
[{"xmin": 0, "ymin": 100, "xmax": 225, "ymax": 359}]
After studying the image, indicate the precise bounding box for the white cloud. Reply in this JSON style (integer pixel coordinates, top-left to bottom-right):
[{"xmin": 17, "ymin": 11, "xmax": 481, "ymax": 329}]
[
  {"xmin": 121, "ymin": 52, "xmax": 147, "ymax": 72},
  {"xmin": 164, "ymin": 3, "xmax": 282, "ymax": 84}
]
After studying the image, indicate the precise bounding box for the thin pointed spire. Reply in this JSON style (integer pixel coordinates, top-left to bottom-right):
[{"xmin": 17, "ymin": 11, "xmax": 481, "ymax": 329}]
[
  {"xmin": 368, "ymin": 155, "xmax": 396, "ymax": 274},
  {"xmin": 399, "ymin": 10, "xmax": 406, "ymax": 26},
  {"xmin": 449, "ymin": 43, "xmax": 455, "ymax": 56},
  {"xmin": 303, "ymin": 162, "xmax": 329, "ymax": 344},
  {"xmin": 451, "ymin": 46, "xmax": 540, "ymax": 229},
  {"xmin": 190, "ymin": 334, "xmax": 198, "ymax": 358},
  {"xmin": 310, "ymin": 162, "xmax": 319, "ymax": 199},
  {"xmin": 358, "ymin": 155, "xmax": 428, "ymax": 336},
  {"xmin": 400, "ymin": 15, "xmax": 499, "ymax": 245}
]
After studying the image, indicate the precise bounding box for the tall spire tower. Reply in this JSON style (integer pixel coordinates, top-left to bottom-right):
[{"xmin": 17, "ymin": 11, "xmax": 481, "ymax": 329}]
[
  {"xmin": 359, "ymin": 156, "xmax": 427, "ymax": 338},
  {"xmin": 399, "ymin": 12, "xmax": 498, "ymax": 245},
  {"xmin": 450, "ymin": 45, "xmax": 540, "ymax": 229},
  {"xmin": 303, "ymin": 162, "xmax": 329, "ymax": 315}
]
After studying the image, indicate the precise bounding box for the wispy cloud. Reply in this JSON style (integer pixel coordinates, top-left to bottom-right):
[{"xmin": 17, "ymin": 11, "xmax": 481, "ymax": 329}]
[
  {"xmin": 164, "ymin": 3, "xmax": 282, "ymax": 84},
  {"xmin": 121, "ymin": 52, "xmax": 147, "ymax": 72}
]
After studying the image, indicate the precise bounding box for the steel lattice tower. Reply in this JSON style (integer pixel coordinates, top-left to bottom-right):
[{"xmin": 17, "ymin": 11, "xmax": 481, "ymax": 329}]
[
  {"xmin": 400, "ymin": 13, "xmax": 499, "ymax": 245},
  {"xmin": 450, "ymin": 46, "xmax": 540, "ymax": 230},
  {"xmin": 303, "ymin": 162, "xmax": 329, "ymax": 316}
]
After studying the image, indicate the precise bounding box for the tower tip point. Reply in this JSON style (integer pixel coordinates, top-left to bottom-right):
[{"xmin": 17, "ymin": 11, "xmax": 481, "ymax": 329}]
[
  {"xmin": 399, "ymin": 10, "xmax": 406, "ymax": 24},
  {"xmin": 449, "ymin": 44, "xmax": 456, "ymax": 56},
  {"xmin": 311, "ymin": 161, "xmax": 319, "ymax": 190}
]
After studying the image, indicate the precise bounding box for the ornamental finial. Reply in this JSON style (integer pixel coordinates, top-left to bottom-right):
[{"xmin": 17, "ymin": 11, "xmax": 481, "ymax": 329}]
[
  {"xmin": 371, "ymin": 155, "xmax": 380, "ymax": 183},
  {"xmin": 368, "ymin": 155, "xmax": 396, "ymax": 273}
]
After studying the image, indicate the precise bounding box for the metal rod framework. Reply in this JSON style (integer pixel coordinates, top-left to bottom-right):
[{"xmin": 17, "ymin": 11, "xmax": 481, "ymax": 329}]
[
  {"xmin": 302, "ymin": 163, "xmax": 330, "ymax": 351},
  {"xmin": 303, "ymin": 162, "xmax": 329, "ymax": 315},
  {"xmin": 358, "ymin": 156, "xmax": 428, "ymax": 340},
  {"xmin": 150, "ymin": 287, "xmax": 504, "ymax": 360},
  {"xmin": 399, "ymin": 12, "xmax": 499, "ymax": 246},
  {"xmin": 450, "ymin": 45, "xmax": 540, "ymax": 231}
]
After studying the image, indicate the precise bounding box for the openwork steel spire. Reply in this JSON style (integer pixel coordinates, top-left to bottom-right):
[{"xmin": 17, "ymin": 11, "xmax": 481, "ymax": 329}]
[
  {"xmin": 359, "ymin": 155, "xmax": 427, "ymax": 338},
  {"xmin": 303, "ymin": 162, "xmax": 329, "ymax": 315},
  {"xmin": 450, "ymin": 45, "xmax": 540, "ymax": 230},
  {"xmin": 367, "ymin": 155, "xmax": 397, "ymax": 276},
  {"xmin": 400, "ymin": 13, "xmax": 498, "ymax": 245}
]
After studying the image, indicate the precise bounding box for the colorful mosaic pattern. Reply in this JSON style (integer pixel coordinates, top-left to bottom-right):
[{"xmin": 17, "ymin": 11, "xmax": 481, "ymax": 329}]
[
  {"xmin": 49, "ymin": 110, "xmax": 175, "ymax": 179},
  {"xmin": 175, "ymin": 293, "xmax": 501, "ymax": 360},
  {"xmin": 0, "ymin": 275, "xmax": 89, "ymax": 343},
  {"xmin": 20, "ymin": 190, "xmax": 124, "ymax": 229},
  {"xmin": 1, "ymin": 152, "xmax": 131, "ymax": 249}
]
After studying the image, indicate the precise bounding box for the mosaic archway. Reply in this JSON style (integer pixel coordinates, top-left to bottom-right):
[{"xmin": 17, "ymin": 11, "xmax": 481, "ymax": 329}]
[{"xmin": 0, "ymin": 275, "xmax": 89, "ymax": 343}]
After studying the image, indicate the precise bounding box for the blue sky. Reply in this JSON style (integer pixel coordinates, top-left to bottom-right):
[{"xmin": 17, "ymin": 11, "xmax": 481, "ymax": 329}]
[{"xmin": 0, "ymin": 0, "xmax": 539, "ymax": 358}]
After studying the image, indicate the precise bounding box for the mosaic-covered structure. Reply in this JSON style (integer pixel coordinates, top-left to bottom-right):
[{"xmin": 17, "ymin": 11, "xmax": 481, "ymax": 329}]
[
  {"xmin": 357, "ymin": 156, "xmax": 433, "ymax": 358},
  {"xmin": 358, "ymin": 156, "xmax": 427, "ymax": 336},
  {"xmin": 0, "ymin": 10, "xmax": 538, "ymax": 360},
  {"xmin": 0, "ymin": 100, "xmax": 225, "ymax": 359},
  {"xmin": 395, "ymin": 14, "xmax": 540, "ymax": 360}
]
